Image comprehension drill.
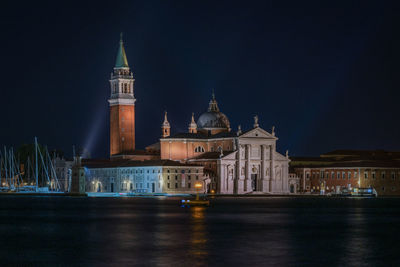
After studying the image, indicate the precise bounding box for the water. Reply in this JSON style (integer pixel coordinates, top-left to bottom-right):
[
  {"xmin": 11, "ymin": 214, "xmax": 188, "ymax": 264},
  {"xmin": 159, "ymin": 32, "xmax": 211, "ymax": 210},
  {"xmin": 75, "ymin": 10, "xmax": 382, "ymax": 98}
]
[{"xmin": 1, "ymin": 196, "xmax": 399, "ymax": 266}]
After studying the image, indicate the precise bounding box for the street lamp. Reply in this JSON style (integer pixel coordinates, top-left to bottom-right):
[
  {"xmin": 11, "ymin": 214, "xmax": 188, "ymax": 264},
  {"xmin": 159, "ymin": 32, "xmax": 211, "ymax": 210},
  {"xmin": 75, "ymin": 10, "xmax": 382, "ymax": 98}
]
[{"xmin": 194, "ymin": 182, "xmax": 202, "ymax": 200}]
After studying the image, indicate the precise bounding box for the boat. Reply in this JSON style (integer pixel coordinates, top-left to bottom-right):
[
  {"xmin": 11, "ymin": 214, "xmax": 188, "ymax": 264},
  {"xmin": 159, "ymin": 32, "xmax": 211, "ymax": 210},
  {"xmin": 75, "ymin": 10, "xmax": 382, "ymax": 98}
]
[{"xmin": 339, "ymin": 187, "xmax": 378, "ymax": 197}]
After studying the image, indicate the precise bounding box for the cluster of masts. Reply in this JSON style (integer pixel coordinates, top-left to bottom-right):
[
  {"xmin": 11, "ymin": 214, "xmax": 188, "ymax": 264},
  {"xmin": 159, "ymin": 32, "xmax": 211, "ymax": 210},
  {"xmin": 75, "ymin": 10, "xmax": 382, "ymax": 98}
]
[{"xmin": 0, "ymin": 137, "xmax": 62, "ymax": 193}]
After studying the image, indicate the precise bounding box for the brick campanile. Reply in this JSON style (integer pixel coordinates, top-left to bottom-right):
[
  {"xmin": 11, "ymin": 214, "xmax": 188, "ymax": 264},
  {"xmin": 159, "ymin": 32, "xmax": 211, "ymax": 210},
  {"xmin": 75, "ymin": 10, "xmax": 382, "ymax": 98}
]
[{"xmin": 108, "ymin": 34, "xmax": 136, "ymax": 157}]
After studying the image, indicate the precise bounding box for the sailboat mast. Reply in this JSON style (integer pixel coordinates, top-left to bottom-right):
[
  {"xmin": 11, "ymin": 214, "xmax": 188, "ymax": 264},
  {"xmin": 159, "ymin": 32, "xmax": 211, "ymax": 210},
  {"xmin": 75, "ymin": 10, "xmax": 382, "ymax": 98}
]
[{"xmin": 35, "ymin": 137, "xmax": 38, "ymax": 190}]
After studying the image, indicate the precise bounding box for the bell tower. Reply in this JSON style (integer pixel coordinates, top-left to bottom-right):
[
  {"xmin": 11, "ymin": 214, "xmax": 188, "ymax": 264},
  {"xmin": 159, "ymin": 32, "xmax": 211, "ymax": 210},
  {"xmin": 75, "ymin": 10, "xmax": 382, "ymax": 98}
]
[{"xmin": 108, "ymin": 34, "xmax": 136, "ymax": 156}]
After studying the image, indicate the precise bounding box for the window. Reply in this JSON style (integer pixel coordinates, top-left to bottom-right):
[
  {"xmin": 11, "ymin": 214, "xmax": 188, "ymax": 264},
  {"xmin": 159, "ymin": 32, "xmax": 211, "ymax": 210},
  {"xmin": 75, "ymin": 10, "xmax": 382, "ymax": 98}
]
[
  {"xmin": 188, "ymin": 183, "xmax": 191, "ymax": 189},
  {"xmin": 175, "ymin": 183, "xmax": 178, "ymax": 189},
  {"xmin": 337, "ymin": 173, "xmax": 340, "ymax": 179},
  {"xmin": 167, "ymin": 183, "xmax": 170, "ymax": 189},
  {"xmin": 196, "ymin": 176, "xmax": 199, "ymax": 180},
  {"xmin": 181, "ymin": 170, "xmax": 185, "ymax": 174},
  {"xmin": 331, "ymin": 172, "xmax": 334, "ymax": 179},
  {"xmin": 188, "ymin": 175, "xmax": 191, "ymax": 181},
  {"xmin": 121, "ymin": 137, "xmax": 125, "ymax": 142},
  {"xmin": 365, "ymin": 172, "xmax": 368, "ymax": 179},
  {"xmin": 175, "ymin": 176, "xmax": 178, "ymax": 180},
  {"xmin": 167, "ymin": 170, "xmax": 170, "ymax": 173},
  {"xmin": 392, "ymin": 173, "xmax": 396, "ymax": 180},
  {"xmin": 382, "ymin": 187, "xmax": 385, "ymax": 192},
  {"xmin": 321, "ymin": 172, "xmax": 324, "ymax": 179},
  {"xmin": 306, "ymin": 173, "xmax": 310, "ymax": 179},
  {"xmin": 195, "ymin": 146, "xmax": 205, "ymax": 153},
  {"xmin": 381, "ymin": 172, "xmax": 385, "ymax": 179},
  {"xmin": 348, "ymin": 172, "xmax": 351, "ymax": 180},
  {"xmin": 372, "ymin": 172, "xmax": 375, "ymax": 179},
  {"xmin": 326, "ymin": 173, "xmax": 330, "ymax": 179},
  {"xmin": 354, "ymin": 172, "xmax": 358, "ymax": 179},
  {"xmin": 342, "ymin": 172, "xmax": 345, "ymax": 179},
  {"xmin": 217, "ymin": 146, "xmax": 222, "ymax": 152},
  {"xmin": 167, "ymin": 175, "xmax": 170, "ymax": 180}
]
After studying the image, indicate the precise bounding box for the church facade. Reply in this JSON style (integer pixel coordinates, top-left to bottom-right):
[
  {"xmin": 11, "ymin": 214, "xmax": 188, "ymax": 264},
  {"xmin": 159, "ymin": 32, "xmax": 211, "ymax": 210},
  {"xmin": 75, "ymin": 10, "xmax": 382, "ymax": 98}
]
[{"xmin": 158, "ymin": 95, "xmax": 290, "ymax": 194}]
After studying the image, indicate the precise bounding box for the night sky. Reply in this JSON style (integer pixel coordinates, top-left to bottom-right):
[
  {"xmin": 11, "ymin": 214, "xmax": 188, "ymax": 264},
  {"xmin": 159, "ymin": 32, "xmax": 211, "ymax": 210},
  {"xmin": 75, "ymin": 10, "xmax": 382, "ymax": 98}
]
[{"xmin": 1, "ymin": 1, "xmax": 399, "ymax": 158}]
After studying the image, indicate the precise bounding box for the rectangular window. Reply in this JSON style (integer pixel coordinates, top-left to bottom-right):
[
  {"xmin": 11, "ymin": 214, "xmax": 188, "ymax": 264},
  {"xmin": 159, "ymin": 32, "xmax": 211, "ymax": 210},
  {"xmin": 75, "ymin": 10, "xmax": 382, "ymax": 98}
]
[
  {"xmin": 331, "ymin": 172, "xmax": 334, "ymax": 179},
  {"xmin": 337, "ymin": 173, "xmax": 340, "ymax": 179},
  {"xmin": 392, "ymin": 173, "xmax": 396, "ymax": 180},
  {"xmin": 348, "ymin": 172, "xmax": 351, "ymax": 180},
  {"xmin": 326, "ymin": 172, "xmax": 330, "ymax": 179},
  {"xmin": 365, "ymin": 172, "xmax": 368, "ymax": 179},
  {"xmin": 372, "ymin": 173, "xmax": 375, "ymax": 179},
  {"xmin": 175, "ymin": 183, "xmax": 178, "ymax": 189},
  {"xmin": 188, "ymin": 183, "xmax": 191, "ymax": 189},
  {"xmin": 167, "ymin": 175, "xmax": 170, "ymax": 180},
  {"xmin": 196, "ymin": 176, "xmax": 199, "ymax": 180},
  {"xmin": 167, "ymin": 183, "xmax": 170, "ymax": 188},
  {"xmin": 381, "ymin": 172, "xmax": 385, "ymax": 179},
  {"xmin": 306, "ymin": 173, "xmax": 310, "ymax": 179},
  {"xmin": 175, "ymin": 176, "xmax": 178, "ymax": 180},
  {"xmin": 342, "ymin": 172, "xmax": 345, "ymax": 179},
  {"xmin": 188, "ymin": 175, "xmax": 191, "ymax": 180},
  {"xmin": 354, "ymin": 172, "xmax": 358, "ymax": 179}
]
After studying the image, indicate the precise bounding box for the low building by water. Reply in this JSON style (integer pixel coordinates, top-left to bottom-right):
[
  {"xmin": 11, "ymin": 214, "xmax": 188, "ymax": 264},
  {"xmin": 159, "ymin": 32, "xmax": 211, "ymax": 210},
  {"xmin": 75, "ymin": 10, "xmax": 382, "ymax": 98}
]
[
  {"xmin": 82, "ymin": 159, "xmax": 206, "ymax": 194},
  {"xmin": 291, "ymin": 150, "xmax": 400, "ymax": 196}
]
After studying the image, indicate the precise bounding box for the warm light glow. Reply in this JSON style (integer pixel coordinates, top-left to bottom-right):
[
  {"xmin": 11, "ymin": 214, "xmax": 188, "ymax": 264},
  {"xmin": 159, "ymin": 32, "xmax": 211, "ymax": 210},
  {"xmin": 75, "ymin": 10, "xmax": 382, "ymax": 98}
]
[{"xmin": 194, "ymin": 183, "xmax": 202, "ymax": 189}]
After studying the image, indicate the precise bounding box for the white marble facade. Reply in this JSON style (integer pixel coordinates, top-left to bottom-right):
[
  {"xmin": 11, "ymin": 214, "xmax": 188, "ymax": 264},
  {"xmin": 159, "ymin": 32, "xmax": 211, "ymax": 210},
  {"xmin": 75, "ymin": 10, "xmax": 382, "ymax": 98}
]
[{"xmin": 213, "ymin": 127, "xmax": 289, "ymax": 194}]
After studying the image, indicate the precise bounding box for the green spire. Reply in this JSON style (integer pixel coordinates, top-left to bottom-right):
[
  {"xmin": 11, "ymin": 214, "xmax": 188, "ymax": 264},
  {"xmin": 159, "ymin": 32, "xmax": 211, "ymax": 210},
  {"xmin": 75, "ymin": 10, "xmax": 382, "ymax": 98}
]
[{"xmin": 115, "ymin": 33, "xmax": 129, "ymax": 68}]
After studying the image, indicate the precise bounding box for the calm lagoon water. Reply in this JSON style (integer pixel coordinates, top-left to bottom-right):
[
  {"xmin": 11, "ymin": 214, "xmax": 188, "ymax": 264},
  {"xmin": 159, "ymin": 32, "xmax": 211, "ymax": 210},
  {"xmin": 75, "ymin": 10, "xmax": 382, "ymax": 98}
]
[{"xmin": 0, "ymin": 196, "xmax": 400, "ymax": 266}]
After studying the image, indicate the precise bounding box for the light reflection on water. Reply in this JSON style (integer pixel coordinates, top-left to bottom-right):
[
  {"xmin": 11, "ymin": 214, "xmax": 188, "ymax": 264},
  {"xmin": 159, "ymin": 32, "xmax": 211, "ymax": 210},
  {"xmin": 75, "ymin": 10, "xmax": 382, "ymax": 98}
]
[{"xmin": 0, "ymin": 197, "xmax": 400, "ymax": 266}]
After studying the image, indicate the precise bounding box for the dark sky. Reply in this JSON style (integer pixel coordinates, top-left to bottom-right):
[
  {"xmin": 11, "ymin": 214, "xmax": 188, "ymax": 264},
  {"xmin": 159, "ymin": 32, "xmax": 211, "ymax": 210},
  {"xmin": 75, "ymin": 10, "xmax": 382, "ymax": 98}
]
[{"xmin": 1, "ymin": 0, "xmax": 399, "ymax": 158}]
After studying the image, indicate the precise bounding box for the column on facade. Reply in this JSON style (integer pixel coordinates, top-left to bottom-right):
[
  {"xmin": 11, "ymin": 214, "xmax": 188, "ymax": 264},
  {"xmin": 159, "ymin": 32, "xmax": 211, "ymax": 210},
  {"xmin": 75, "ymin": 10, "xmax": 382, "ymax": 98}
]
[
  {"xmin": 270, "ymin": 144, "xmax": 275, "ymax": 192},
  {"xmin": 235, "ymin": 145, "xmax": 242, "ymax": 194},
  {"xmin": 260, "ymin": 145, "xmax": 269, "ymax": 192},
  {"xmin": 245, "ymin": 144, "xmax": 252, "ymax": 192}
]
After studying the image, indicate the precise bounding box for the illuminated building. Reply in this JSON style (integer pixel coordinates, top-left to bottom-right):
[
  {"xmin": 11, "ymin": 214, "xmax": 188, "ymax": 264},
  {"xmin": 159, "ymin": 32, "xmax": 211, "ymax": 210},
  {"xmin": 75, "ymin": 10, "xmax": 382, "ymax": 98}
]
[
  {"xmin": 291, "ymin": 150, "xmax": 400, "ymax": 195},
  {"xmin": 156, "ymin": 95, "xmax": 291, "ymax": 194},
  {"xmin": 83, "ymin": 159, "xmax": 204, "ymax": 194},
  {"xmin": 79, "ymin": 36, "xmax": 292, "ymax": 195}
]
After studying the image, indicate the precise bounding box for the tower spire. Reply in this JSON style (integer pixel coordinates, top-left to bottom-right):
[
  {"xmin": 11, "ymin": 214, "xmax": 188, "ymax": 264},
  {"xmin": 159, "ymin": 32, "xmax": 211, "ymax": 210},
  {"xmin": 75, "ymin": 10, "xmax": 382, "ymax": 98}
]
[
  {"xmin": 115, "ymin": 32, "xmax": 129, "ymax": 68},
  {"xmin": 188, "ymin": 112, "xmax": 197, "ymax": 133},
  {"xmin": 161, "ymin": 111, "xmax": 171, "ymax": 138}
]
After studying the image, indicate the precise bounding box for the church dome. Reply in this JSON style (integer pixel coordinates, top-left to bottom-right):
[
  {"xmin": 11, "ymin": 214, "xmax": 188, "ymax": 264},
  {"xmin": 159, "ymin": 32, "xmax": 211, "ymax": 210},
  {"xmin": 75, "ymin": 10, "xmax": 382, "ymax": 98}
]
[{"xmin": 197, "ymin": 94, "xmax": 230, "ymax": 130}]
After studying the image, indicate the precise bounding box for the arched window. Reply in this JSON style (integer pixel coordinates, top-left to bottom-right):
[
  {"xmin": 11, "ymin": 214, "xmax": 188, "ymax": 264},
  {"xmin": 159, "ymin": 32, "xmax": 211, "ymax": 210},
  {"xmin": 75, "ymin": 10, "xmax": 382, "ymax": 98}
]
[
  {"xmin": 217, "ymin": 146, "xmax": 222, "ymax": 152},
  {"xmin": 195, "ymin": 146, "xmax": 205, "ymax": 153}
]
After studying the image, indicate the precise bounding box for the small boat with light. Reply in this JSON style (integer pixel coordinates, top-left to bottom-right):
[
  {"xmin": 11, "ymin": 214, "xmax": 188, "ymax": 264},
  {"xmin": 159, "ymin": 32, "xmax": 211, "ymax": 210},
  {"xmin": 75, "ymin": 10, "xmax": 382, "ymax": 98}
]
[{"xmin": 181, "ymin": 182, "xmax": 210, "ymax": 207}]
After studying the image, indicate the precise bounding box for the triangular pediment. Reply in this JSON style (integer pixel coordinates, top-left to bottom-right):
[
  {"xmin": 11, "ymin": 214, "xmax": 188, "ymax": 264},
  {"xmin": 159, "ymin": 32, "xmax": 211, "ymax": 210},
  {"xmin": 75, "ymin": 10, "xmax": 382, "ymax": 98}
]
[
  {"xmin": 239, "ymin": 127, "xmax": 277, "ymax": 139},
  {"xmin": 220, "ymin": 151, "xmax": 237, "ymax": 160}
]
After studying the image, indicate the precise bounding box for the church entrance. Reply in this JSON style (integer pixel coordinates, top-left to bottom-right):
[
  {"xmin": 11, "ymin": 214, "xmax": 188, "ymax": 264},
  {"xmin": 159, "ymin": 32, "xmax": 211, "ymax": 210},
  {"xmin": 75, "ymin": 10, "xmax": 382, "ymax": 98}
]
[
  {"xmin": 290, "ymin": 184, "xmax": 295, "ymax": 193},
  {"xmin": 251, "ymin": 174, "xmax": 258, "ymax": 191}
]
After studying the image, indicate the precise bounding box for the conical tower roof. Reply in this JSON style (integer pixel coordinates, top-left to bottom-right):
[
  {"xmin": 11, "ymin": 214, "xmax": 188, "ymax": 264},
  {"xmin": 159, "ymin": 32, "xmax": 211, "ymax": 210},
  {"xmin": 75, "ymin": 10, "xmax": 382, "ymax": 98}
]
[{"xmin": 115, "ymin": 33, "xmax": 129, "ymax": 68}]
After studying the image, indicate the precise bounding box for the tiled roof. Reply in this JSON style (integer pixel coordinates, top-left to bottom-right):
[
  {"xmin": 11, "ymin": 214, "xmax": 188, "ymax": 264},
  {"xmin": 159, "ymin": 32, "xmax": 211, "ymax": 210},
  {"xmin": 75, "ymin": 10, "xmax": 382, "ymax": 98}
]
[
  {"xmin": 163, "ymin": 131, "xmax": 237, "ymax": 140},
  {"xmin": 82, "ymin": 159, "xmax": 202, "ymax": 169},
  {"xmin": 190, "ymin": 151, "xmax": 236, "ymax": 160}
]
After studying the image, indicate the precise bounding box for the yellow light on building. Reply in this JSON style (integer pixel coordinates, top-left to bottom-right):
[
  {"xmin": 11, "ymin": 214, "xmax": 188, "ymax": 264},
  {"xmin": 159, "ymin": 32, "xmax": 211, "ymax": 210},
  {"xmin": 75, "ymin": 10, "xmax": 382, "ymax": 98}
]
[{"xmin": 194, "ymin": 183, "xmax": 202, "ymax": 189}]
